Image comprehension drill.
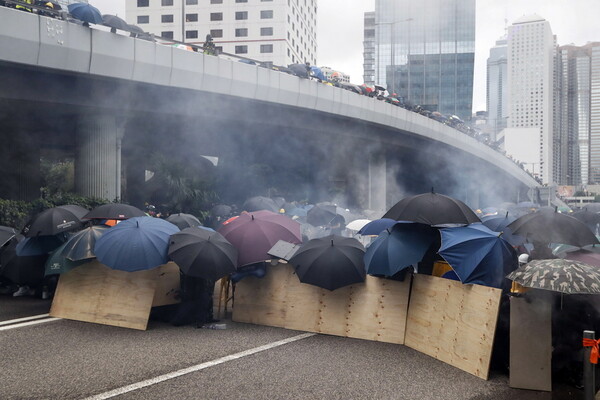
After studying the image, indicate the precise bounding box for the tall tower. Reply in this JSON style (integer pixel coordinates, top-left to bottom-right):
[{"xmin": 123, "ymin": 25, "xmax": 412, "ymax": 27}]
[
  {"xmin": 373, "ymin": 0, "xmax": 475, "ymax": 121},
  {"xmin": 486, "ymin": 35, "xmax": 508, "ymax": 141},
  {"xmin": 507, "ymin": 15, "xmax": 555, "ymax": 184},
  {"xmin": 363, "ymin": 11, "xmax": 376, "ymax": 86}
]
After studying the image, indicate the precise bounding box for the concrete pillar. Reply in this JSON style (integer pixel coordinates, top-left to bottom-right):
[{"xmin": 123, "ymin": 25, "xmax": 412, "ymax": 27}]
[
  {"xmin": 0, "ymin": 122, "xmax": 40, "ymax": 201},
  {"xmin": 368, "ymin": 152, "xmax": 387, "ymax": 213},
  {"xmin": 75, "ymin": 115, "xmax": 124, "ymax": 201}
]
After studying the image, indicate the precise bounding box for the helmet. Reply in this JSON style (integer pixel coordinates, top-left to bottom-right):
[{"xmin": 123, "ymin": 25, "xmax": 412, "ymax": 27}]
[{"xmin": 518, "ymin": 254, "xmax": 529, "ymax": 264}]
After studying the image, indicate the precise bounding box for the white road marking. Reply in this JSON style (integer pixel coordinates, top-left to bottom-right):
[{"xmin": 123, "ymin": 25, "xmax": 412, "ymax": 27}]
[
  {"xmin": 0, "ymin": 317, "xmax": 61, "ymax": 331},
  {"xmin": 83, "ymin": 332, "xmax": 317, "ymax": 400},
  {"xmin": 0, "ymin": 313, "xmax": 50, "ymax": 326}
]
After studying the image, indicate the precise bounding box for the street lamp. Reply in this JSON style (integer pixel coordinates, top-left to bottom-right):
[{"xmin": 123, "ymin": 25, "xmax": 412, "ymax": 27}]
[{"xmin": 375, "ymin": 17, "xmax": 413, "ymax": 96}]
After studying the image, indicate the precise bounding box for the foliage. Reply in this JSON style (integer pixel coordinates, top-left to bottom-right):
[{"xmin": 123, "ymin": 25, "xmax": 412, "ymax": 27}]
[{"xmin": 40, "ymin": 158, "xmax": 74, "ymax": 195}]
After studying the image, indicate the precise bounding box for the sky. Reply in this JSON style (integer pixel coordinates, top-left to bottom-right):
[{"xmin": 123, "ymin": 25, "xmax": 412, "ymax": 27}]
[{"xmin": 91, "ymin": 0, "xmax": 600, "ymax": 113}]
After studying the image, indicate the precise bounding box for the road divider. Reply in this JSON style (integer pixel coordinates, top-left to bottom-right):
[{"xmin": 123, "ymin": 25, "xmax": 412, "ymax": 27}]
[{"xmin": 0, "ymin": 314, "xmax": 61, "ymax": 331}]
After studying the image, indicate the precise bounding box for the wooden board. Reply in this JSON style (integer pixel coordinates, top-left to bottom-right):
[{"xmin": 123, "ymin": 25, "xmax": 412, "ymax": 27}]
[
  {"xmin": 232, "ymin": 262, "xmax": 411, "ymax": 345},
  {"xmin": 509, "ymin": 292, "xmax": 552, "ymax": 391},
  {"xmin": 50, "ymin": 260, "xmax": 158, "ymax": 330},
  {"xmin": 404, "ymin": 274, "xmax": 502, "ymax": 379},
  {"xmin": 152, "ymin": 262, "xmax": 181, "ymax": 307}
]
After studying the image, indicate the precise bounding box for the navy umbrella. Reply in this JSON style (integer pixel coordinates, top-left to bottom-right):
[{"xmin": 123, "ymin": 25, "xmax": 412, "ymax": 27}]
[
  {"xmin": 439, "ymin": 223, "xmax": 517, "ymax": 289},
  {"xmin": 289, "ymin": 235, "xmax": 366, "ymax": 291},
  {"xmin": 358, "ymin": 218, "xmax": 398, "ymax": 236},
  {"xmin": 67, "ymin": 3, "xmax": 103, "ymax": 25},
  {"xmin": 94, "ymin": 217, "xmax": 179, "ymax": 272},
  {"xmin": 166, "ymin": 213, "xmax": 202, "ymax": 230},
  {"xmin": 364, "ymin": 223, "xmax": 438, "ymax": 277},
  {"xmin": 481, "ymin": 213, "xmax": 515, "ymax": 232}
]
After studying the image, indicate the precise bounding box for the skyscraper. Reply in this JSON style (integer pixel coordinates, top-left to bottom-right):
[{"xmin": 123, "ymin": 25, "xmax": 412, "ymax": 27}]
[
  {"xmin": 125, "ymin": 0, "xmax": 317, "ymax": 67},
  {"xmin": 372, "ymin": 0, "xmax": 475, "ymax": 121},
  {"xmin": 363, "ymin": 11, "xmax": 376, "ymax": 86},
  {"xmin": 486, "ymin": 35, "xmax": 508, "ymax": 141},
  {"xmin": 507, "ymin": 15, "xmax": 555, "ymax": 184}
]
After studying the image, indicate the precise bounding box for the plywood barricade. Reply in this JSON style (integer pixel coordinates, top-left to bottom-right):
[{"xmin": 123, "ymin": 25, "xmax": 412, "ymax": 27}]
[
  {"xmin": 232, "ymin": 263, "xmax": 411, "ymax": 345},
  {"xmin": 404, "ymin": 274, "xmax": 502, "ymax": 379},
  {"xmin": 50, "ymin": 261, "xmax": 181, "ymax": 330}
]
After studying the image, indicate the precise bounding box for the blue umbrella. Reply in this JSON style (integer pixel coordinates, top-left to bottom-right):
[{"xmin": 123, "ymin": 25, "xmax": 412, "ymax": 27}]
[
  {"xmin": 16, "ymin": 234, "xmax": 67, "ymax": 256},
  {"xmin": 364, "ymin": 223, "xmax": 438, "ymax": 276},
  {"xmin": 94, "ymin": 217, "xmax": 179, "ymax": 272},
  {"xmin": 67, "ymin": 3, "xmax": 103, "ymax": 25},
  {"xmin": 481, "ymin": 214, "xmax": 515, "ymax": 232},
  {"xmin": 439, "ymin": 224, "xmax": 517, "ymax": 289},
  {"xmin": 285, "ymin": 207, "xmax": 308, "ymax": 217},
  {"xmin": 310, "ymin": 66, "xmax": 325, "ymax": 81},
  {"xmin": 358, "ymin": 218, "xmax": 398, "ymax": 236}
]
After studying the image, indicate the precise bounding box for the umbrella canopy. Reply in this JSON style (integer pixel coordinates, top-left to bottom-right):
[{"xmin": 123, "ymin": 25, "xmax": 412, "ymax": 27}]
[
  {"xmin": 0, "ymin": 226, "xmax": 17, "ymax": 247},
  {"xmin": 44, "ymin": 241, "xmax": 87, "ymax": 276},
  {"xmin": 217, "ymin": 210, "xmax": 301, "ymax": 267},
  {"xmin": 358, "ymin": 218, "xmax": 398, "ymax": 236},
  {"xmin": 242, "ymin": 196, "xmax": 278, "ymax": 212},
  {"xmin": 67, "ymin": 3, "xmax": 103, "ymax": 24},
  {"xmin": 507, "ymin": 258, "xmax": 600, "ymax": 294},
  {"xmin": 166, "ymin": 213, "xmax": 202, "ymax": 230},
  {"xmin": 288, "ymin": 63, "xmax": 310, "ymax": 78},
  {"xmin": 94, "ymin": 217, "xmax": 179, "ymax": 271},
  {"xmin": 168, "ymin": 227, "xmax": 237, "ymax": 281},
  {"xmin": 382, "ymin": 191, "xmax": 480, "ymax": 226},
  {"xmin": 571, "ymin": 209, "xmax": 600, "ymax": 231},
  {"xmin": 286, "ymin": 207, "xmax": 308, "ymax": 217},
  {"xmin": 211, "ymin": 204, "xmax": 232, "ymax": 217},
  {"xmin": 306, "ymin": 204, "xmax": 339, "ymax": 227},
  {"xmin": 559, "ymin": 250, "xmax": 600, "ymax": 268},
  {"xmin": 84, "ymin": 203, "xmax": 146, "ymax": 220},
  {"xmin": 309, "ymin": 66, "xmax": 325, "ymax": 81},
  {"xmin": 15, "ymin": 234, "xmax": 67, "ymax": 256},
  {"xmin": 507, "ymin": 209, "xmax": 600, "ymax": 247},
  {"xmin": 102, "ymin": 14, "xmax": 130, "ymax": 32},
  {"xmin": 289, "ymin": 235, "xmax": 366, "ymax": 291},
  {"xmin": 364, "ymin": 223, "xmax": 437, "ymax": 277},
  {"xmin": 60, "ymin": 225, "xmax": 108, "ymax": 261},
  {"xmin": 439, "ymin": 224, "xmax": 517, "ymax": 289},
  {"xmin": 22, "ymin": 206, "xmax": 85, "ymax": 237},
  {"xmin": 346, "ymin": 219, "xmax": 371, "ymax": 232},
  {"xmin": 0, "ymin": 236, "xmax": 47, "ymax": 285},
  {"xmin": 271, "ymin": 197, "xmax": 286, "ymax": 208},
  {"xmin": 481, "ymin": 213, "xmax": 516, "ymax": 232}
]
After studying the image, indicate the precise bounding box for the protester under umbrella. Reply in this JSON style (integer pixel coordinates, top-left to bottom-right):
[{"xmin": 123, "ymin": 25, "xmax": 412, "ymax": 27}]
[
  {"xmin": 289, "ymin": 235, "xmax": 366, "ymax": 291},
  {"xmin": 84, "ymin": 203, "xmax": 146, "ymax": 220},
  {"xmin": 67, "ymin": 2, "xmax": 102, "ymax": 25},
  {"xmin": 166, "ymin": 213, "xmax": 202, "ymax": 230},
  {"xmin": 0, "ymin": 235, "xmax": 47, "ymax": 287},
  {"xmin": 94, "ymin": 217, "xmax": 179, "ymax": 272},
  {"xmin": 23, "ymin": 206, "xmax": 85, "ymax": 237}
]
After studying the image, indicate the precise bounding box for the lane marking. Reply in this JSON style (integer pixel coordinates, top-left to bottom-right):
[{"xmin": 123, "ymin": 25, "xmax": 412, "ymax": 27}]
[
  {"xmin": 83, "ymin": 332, "xmax": 316, "ymax": 400},
  {"xmin": 0, "ymin": 313, "xmax": 51, "ymax": 326},
  {"xmin": 0, "ymin": 317, "xmax": 61, "ymax": 331}
]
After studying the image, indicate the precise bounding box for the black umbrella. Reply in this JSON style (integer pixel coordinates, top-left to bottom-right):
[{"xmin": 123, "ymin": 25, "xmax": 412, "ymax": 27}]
[
  {"xmin": 83, "ymin": 203, "xmax": 146, "ymax": 220},
  {"xmin": 211, "ymin": 204, "xmax": 232, "ymax": 217},
  {"xmin": 0, "ymin": 235, "xmax": 47, "ymax": 286},
  {"xmin": 507, "ymin": 209, "xmax": 600, "ymax": 248},
  {"xmin": 287, "ymin": 63, "xmax": 310, "ymax": 78},
  {"xmin": 102, "ymin": 14, "xmax": 129, "ymax": 33},
  {"xmin": 56, "ymin": 205, "xmax": 89, "ymax": 220},
  {"xmin": 382, "ymin": 191, "xmax": 480, "ymax": 226},
  {"xmin": 0, "ymin": 226, "xmax": 17, "ymax": 247},
  {"xmin": 289, "ymin": 235, "xmax": 366, "ymax": 291},
  {"xmin": 572, "ymin": 209, "xmax": 600, "ymax": 226},
  {"xmin": 22, "ymin": 206, "xmax": 85, "ymax": 237},
  {"xmin": 166, "ymin": 213, "xmax": 202, "ymax": 230},
  {"xmin": 127, "ymin": 23, "xmax": 145, "ymax": 37},
  {"xmin": 306, "ymin": 204, "xmax": 338, "ymax": 227},
  {"xmin": 60, "ymin": 225, "xmax": 108, "ymax": 261},
  {"xmin": 168, "ymin": 227, "xmax": 237, "ymax": 281},
  {"xmin": 271, "ymin": 197, "xmax": 286, "ymax": 209},
  {"xmin": 242, "ymin": 196, "xmax": 278, "ymax": 212}
]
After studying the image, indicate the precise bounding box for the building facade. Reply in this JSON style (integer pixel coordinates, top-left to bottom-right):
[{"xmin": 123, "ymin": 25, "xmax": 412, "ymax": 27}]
[
  {"xmin": 486, "ymin": 35, "xmax": 508, "ymax": 141},
  {"xmin": 372, "ymin": 0, "xmax": 475, "ymax": 121},
  {"xmin": 363, "ymin": 11, "xmax": 375, "ymax": 86},
  {"xmin": 507, "ymin": 15, "xmax": 555, "ymax": 184},
  {"xmin": 125, "ymin": 0, "xmax": 317, "ymax": 67}
]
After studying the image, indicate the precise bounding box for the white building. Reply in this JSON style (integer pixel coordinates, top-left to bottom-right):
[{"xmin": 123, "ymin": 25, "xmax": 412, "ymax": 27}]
[
  {"xmin": 500, "ymin": 127, "xmax": 541, "ymax": 179},
  {"xmin": 125, "ymin": 0, "xmax": 317, "ymax": 67},
  {"xmin": 319, "ymin": 66, "xmax": 349, "ymax": 83},
  {"xmin": 486, "ymin": 35, "xmax": 508, "ymax": 141},
  {"xmin": 507, "ymin": 15, "xmax": 555, "ymax": 184}
]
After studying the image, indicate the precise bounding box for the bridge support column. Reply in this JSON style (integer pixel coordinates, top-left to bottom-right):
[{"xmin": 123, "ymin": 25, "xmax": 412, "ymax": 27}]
[
  {"xmin": 75, "ymin": 115, "xmax": 124, "ymax": 201},
  {"xmin": 368, "ymin": 152, "xmax": 387, "ymax": 213}
]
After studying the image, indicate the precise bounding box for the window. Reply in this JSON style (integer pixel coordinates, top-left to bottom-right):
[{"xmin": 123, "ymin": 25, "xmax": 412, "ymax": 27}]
[
  {"xmin": 235, "ymin": 11, "xmax": 248, "ymax": 20},
  {"xmin": 161, "ymin": 31, "xmax": 174, "ymax": 39},
  {"xmin": 210, "ymin": 13, "xmax": 223, "ymax": 21},
  {"xmin": 236, "ymin": 0, "xmax": 248, "ymax": 2},
  {"xmin": 210, "ymin": 0, "xmax": 222, "ymax": 3},
  {"xmin": 260, "ymin": 44, "xmax": 273, "ymax": 53},
  {"xmin": 261, "ymin": 10, "xmax": 273, "ymax": 19},
  {"xmin": 161, "ymin": 0, "xmax": 173, "ymax": 5},
  {"xmin": 161, "ymin": 15, "xmax": 174, "ymax": 23},
  {"xmin": 186, "ymin": 30, "xmax": 198, "ymax": 39},
  {"xmin": 261, "ymin": 27, "xmax": 273, "ymax": 36},
  {"xmin": 215, "ymin": 46, "xmax": 223, "ymax": 53},
  {"xmin": 210, "ymin": 29, "xmax": 223, "ymax": 38},
  {"xmin": 186, "ymin": 13, "xmax": 198, "ymax": 22},
  {"xmin": 235, "ymin": 45, "xmax": 248, "ymax": 54},
  {"xmin": 261, "ymin": 0, "xmax": 273, "ymax": 2},
  {"xmin": 186, "ymin": 0, "xmax": 198, "ymax": 4},
  {"xmin": 137, "ymin": 15, "xmax": 149, "ymax": 24},
  {"xmin": 137, "ymin": 0, "xmax": 148, "ymax": 6},
  {"xmin": 235, "ymin": 28, "xmax": 248, "ymax": 37}
]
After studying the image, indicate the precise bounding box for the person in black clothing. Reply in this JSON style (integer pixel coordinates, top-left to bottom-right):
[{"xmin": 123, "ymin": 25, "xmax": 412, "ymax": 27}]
[{"xmin": 171, "ymin": 273, "xmax": 215, "ymax": 328}]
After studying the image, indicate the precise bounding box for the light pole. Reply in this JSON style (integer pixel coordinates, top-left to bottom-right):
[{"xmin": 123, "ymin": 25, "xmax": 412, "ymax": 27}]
[{"xmin": 376, "ymin": 18, "xmax": 413, "ymax": 96}]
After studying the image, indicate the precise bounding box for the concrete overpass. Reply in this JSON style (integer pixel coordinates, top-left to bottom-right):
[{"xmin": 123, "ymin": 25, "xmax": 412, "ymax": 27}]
[{"xmin": 0, "ymin": 6, "xmax": 538, "ymax": 212}]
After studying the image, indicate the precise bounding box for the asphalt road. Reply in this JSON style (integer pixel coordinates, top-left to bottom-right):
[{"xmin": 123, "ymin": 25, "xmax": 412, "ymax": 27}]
[{"xmin": 0, "ymin": 296, "xmax": 586, "ymax": 400}]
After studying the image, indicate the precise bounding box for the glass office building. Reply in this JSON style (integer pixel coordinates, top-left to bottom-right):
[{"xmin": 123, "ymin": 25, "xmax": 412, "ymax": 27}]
[{"xmin": 373, "ymin": 0, "xmax": 475, "ymax": 121}]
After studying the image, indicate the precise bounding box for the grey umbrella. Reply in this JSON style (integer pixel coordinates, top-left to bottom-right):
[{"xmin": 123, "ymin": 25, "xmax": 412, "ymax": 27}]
[{"xmin": 102, "ymin": 14, "xmax": 129, "ymax": 33}]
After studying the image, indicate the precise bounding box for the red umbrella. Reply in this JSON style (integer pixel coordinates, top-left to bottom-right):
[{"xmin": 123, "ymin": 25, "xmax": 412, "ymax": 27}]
[{"xmin": 217, "ymin": 210, "xmax": 301, "ymax": 267}]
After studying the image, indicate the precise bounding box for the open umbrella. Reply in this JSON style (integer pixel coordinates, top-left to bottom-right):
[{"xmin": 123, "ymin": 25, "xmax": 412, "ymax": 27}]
[
  {"xmin": 507, "ymin": 259, "xmax": 600, "ymax": 294},
  {"xmin": 306, "ymin": 204, "xmax": 338, "ymax": 227},
  {"xmin": 481, "ymin": 213, "xmax": 524, "ymax": 246},
  {"xmin": 242, "ymin": 196, "xmax": 278, "ymax": 212},
  {"xmin": 289, "ymin": 235, "xmax": 366, "ymax": 291},
  {"xmin": 439, "ymin": 224, "xmax": 517, "ymax": 289},
  {"xmin": 67, "ymin": 2, "xmax": 103, "ymax": 24},
  {"xmin": 211, "ymin": 204, "xmax": 232, "ymax": 217},
  {"xmin": 102, "ymin": 14, "xmax": 130, "ymax": 33},
  {"xmin": 94, "ymin": 217, "xmax": 179, "ymax": 272},
  {"xmin": 364, "ymin": 223, "xmax": 437, "ymax": 277},
  {"xmin": 217, "ymin": 210, "xmax": 301, "ymax": 267},
  {"xmin": 382, "ymin": 191, "xmax": 480, "ymax": 226},
  {"xmin": 15, "ymin": 234, "xmax": 67, "ymax": 256},
  {"xmin": 0, "ymin": 226, "xmax": 17, "ymax": 247},
  {"xmin": 346, "ymin": 219, "xmax": 371, "ymax": 232},
  {"xmin": 44, "ymin": 241, "xmax": 87, "ymax": 276},
  {"xmin": 166, "ymin": 213, "xmax": 202, "ymax": 230},
  {"xmin": 60, "ymin": 225, "xmax": 108, "ymax": 261},
  {"xmin": 23, "ymin": 206, "xmax": 85, "ymax": 237},
  {"xmin": 507, "ymin": 209, "xmax": 600, "ymax": 247},
  {"xmin": 83, "ymin": 203, "xmax": 146, "ymax": 220},
  {"xmin": 559, "ymin": 250, "xmax": 600, "ymax": 268},
  {"xmin": 357, "ymin": 218, "xmax": 398, "ymax": 236},
  {"xmin": 571, "ymin": 209, "xmax": 600, "ymax": 232},
  {"xmin": 168, "ymin": 227, "xmax": 237, "ymax": 281}
]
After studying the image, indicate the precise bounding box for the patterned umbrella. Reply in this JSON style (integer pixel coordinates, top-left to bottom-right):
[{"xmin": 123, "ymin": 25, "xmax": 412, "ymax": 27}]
[{"xmin": 506, "ymin": 259, "xmax": 600, "ymax": 294}]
